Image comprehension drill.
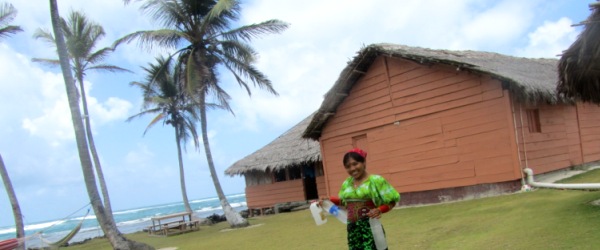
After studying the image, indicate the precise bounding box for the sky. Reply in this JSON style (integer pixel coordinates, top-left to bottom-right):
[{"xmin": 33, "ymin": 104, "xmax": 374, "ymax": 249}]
[{"xmin": 0, "ymin": 0, "xmax": 592, "ymax": 225}]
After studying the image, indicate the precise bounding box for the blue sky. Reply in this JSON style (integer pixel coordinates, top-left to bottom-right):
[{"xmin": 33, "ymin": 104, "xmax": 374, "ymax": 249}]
[{"xmin": 0, "ymin": 0, "xmax": 592, "ymax": 225}]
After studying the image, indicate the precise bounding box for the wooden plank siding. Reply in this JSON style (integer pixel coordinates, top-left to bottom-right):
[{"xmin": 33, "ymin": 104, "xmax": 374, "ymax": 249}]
[
  {"xmin": 316, "ymin": 55, "xmax": 600, "ymax": 202},
  {"xmin": 578, "ymin": 103, "xmax": 600, "ymax": 163},
  {"xmin": 244, "ymin": 179, "xmax": 305, "ymax": 209},
  {"xmin": 320, "ymin": 56, "xmax": 521, "ymax": 194},
  {"xmin": 511, "ymin": 102, "xmax": 587, "ymax": 174}
]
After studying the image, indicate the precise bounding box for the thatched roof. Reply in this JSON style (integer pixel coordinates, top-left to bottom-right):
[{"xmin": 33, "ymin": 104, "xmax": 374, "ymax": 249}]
[
  {"xmin": 225, "ymin": 113, "xmax": 321, "ymax": 176},
  {"xmin": 303, "ymin": 43, "xmax": 564, "ymax": 140},
  {"xmin": 557, "ymin": 2, "xmax": 600, "ymax": 104}
]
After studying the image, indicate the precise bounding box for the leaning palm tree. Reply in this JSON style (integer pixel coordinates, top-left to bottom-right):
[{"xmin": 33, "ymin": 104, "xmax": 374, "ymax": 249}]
[
  {"xmin": 117, "ymin": 0, "xmax": 288, "ymax": 227},
  {"xmin": 48, "ymin": 1, "xmax": 153, "ymax": 249},
  {"xmin": 33, "ymin": 10, "xmax": 132, "ymax": 217},
  {"xmin": 0, "ymin": 3, "xmax": 24, "ymax": 249},
  {"xmin": 0, "ymin": 2, "xmax": 22, "ymax": 39},
  {"xmin": 0, "ymin": 154, "xmax": 25, "ymax": 250},
  {"xmin": 127, "ymin": 56, "xmax": 202, "ymax": 213}
]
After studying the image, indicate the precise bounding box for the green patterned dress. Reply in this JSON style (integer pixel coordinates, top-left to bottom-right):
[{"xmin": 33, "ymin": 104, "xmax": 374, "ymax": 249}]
[{"xmin": 338, "ymin": 174, "xmax": 400, "ymax": 250}]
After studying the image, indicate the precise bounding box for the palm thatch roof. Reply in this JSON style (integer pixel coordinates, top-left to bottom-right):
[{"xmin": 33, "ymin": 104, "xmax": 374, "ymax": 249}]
[
  {"xmin": 225, "ymin": 113, "xmax": 321, "ymax": 176},
  {"xmin": 303, "ymin": 43, "xmax": 564, "ymax": 140},
  {"xmin": 557, "ymin": 2, "xmax": 600, "ymax": 104}
]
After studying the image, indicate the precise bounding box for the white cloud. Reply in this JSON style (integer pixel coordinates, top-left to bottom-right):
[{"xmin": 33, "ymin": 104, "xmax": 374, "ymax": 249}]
[
  {"xmin": 516, "ymin": 17, "xmax": 579, "ymax": 58},
  {"xmin": 88, "ymin": 96, "xmax": 133, "ymax": 125}
]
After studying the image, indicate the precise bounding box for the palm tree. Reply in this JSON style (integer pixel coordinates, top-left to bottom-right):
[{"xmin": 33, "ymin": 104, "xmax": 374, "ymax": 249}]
[
  {"xmin": 0, "ymin": 2, "xmax": 22, "ymax": 39},
  {"xmin": 32, "ymin": 10, "xmax": 131, "ymax": 217},
  {"xmin": 0, "ymin": 3, "xmax": 24, "ymax": 249},
  {"xmin": 127, "ymin": 56, "xmax": 202, "ymax": 213},
  {"xmin": 0, "ymin": 155, "xmax": 25, "ymax": 250},
  {"xmin": 117, "ymin": 0, "xmax": 288, "ymax": 227},
  {"xmin": 48, "ymin": 1, "xmax": 153, "ymax": 249}
]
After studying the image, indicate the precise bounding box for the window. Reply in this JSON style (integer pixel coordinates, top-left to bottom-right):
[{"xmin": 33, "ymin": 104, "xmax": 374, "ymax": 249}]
[
  {"xmin": 289, "ymin": 166, "xmax": 302, "ymax": 180},
  {"xmin": 274, "ymin": 169, "xmax": 286, "ymax": 182},
  {"xmin": 526, "ymin": 109, "xmax": 541, "ymax": 133}
]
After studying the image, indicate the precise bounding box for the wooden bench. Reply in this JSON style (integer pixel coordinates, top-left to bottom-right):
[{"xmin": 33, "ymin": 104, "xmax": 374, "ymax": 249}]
[{"xmin": 148, "ymin": 211, "xmax": 200, "ymax": 236}]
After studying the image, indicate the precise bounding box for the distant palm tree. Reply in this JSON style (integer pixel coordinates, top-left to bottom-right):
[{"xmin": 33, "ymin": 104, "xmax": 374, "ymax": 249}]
[
  {"xmin": 0, "ymin": 155, "xmax": 24, "ymax": 250},
  {"xmin": 0, "ymin": 3, "xmax": 24, "ymax": 249},
  {"xmin": 128, "ymin": 56, "xmax": 204, "ymax": 213},
  {"xmin": 117, "ymin": 0, "xmax": 288, "ymax": 227},
  {"xmin": 33, "ymin": 10, "xmax": 132, "ymax": 217},
  {"xmin": 48, "ymin": 1, "xmax": 153, "ymax": 249},
  {"xmin": 0, "ymin": 2, "xmax": 22, "ymax": 39}
]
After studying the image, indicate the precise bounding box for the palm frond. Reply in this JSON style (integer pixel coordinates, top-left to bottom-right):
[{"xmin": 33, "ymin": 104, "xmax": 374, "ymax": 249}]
[
  {"xmin": 31, "ymin": 58, "xmax": 60, "ymax": 67},
  {"xmin": 126, "ymin": 107, "xmax": 162, "ymax": 123},
  {"xmin": 0, "ymin": 25, "xmax": 21, "ymax": 38},
  {"xmin": 113, "ymin": 29, "xmax": 184, "ymax": 51},
  {"xmin": 218, "ymin": 48, "xmax": 278, "ymax": 96},
  {"xmin": 219, "ymin": 19, "xmax": 289, "ymax": 42},
  {"xmin": 88, "ymin": 64, "xmax": 133, "ymax": 74},
  {"xmin": 0, "ymin": 3, "xmax": 23, "ymax": 39},
  {"xmin": 86, "ymin": 47, "xmax": 113, "ymax": 65},
  {"xmin": 143, "ymin": 112, "xmax": 166, "ymax": 135},
  {"xmin": 205, "ymin": 0, "xmax": 238, "ymax": 23},
  {"xmin": 0, "ymin": 3, "xmax": 18, "ymax": 26},
  {"xmin": 32, "ymin": 28, "xmax": 56, "ymax": 46}
]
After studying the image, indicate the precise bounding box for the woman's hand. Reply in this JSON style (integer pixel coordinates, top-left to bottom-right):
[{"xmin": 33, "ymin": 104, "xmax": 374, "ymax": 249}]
[{"xmin": 367, "ymin": 208, "xmax": 382, "ymax": 219}]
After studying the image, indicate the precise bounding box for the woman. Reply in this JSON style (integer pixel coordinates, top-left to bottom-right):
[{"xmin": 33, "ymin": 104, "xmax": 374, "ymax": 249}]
[{"xmin": 325, "ymin": 148, "xmax": 400, "ymax": 250}]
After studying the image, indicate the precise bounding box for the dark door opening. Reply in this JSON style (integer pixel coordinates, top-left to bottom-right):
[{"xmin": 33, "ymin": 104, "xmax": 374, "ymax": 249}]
[{"xmin": 303, "ymin": 165, "xmax": 319, "ymax": 200}]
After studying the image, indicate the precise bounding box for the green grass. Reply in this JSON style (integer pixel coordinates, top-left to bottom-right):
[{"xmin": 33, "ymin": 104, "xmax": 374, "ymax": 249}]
[{"xmin": 65, "ymin": 169, "xmax": 600, "ymax": 250}]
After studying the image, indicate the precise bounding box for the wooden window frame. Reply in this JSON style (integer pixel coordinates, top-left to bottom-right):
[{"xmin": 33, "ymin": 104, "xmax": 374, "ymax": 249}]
[{"xmin": 526, "ymin": 109, "xmax": 541, "ymax": 133}]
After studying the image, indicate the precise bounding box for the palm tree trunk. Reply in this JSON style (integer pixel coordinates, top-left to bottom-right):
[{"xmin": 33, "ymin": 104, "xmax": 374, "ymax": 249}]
[
  {"xmin": 49, "ymin": 1, "xmax": 153, "ymax": 249},
  {"xmin": 175, "ymin": 127, "xmax": 193, "ymax": 213},
  {"xmin": 199, "ymin": 105, "xmax": 248, "ymax": 228},
  {"xmin": 0, "ymin": 154, "xmax": 25, "ymax": 250},
  {"xmin": 77, "ymin": 72, "xmax": 114, "ymax": 217}
]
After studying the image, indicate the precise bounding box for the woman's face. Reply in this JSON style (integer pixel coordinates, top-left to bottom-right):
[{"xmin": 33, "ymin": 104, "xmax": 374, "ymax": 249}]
[{"xmin": 344, "ymin": 157, "xmax": 367, "ymax": 180}]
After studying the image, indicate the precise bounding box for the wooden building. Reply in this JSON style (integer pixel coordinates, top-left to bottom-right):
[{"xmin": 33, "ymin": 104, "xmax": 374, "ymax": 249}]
[
  {"xmin": 302, "ymin": 43, "xmax": 600, "ymax": 205},
  {"xmin": 225, "ymin": 114, "xmax": 324, "ymax": 215}
]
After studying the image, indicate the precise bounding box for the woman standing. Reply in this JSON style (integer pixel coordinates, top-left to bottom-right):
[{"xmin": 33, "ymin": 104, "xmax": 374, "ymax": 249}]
[{"xmin": 325, "ymin": 148, "xmax": 400, "ymax": 250}]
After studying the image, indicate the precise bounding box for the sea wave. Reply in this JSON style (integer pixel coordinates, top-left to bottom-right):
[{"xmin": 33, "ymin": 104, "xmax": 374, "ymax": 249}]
[{"xmin": 0, "ymin": 193, "xmax": 247, "ymax": 246}]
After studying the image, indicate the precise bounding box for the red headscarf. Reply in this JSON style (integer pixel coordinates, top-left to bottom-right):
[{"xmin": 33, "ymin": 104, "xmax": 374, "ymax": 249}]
[{"xmin": 348, "ymin": 148, "xmax": 367, "ymax": 158}]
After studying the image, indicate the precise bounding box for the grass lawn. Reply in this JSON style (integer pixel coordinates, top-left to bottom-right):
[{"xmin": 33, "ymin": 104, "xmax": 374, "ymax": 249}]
[{"xmin": 65, "ymin": 169, "xmax": 600, "ymax": 250}]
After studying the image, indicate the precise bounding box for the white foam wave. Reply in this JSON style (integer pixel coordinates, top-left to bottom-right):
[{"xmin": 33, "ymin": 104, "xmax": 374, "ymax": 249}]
[
  {"xmin": 116, "ymin": 217, "xmax": 151, "ymax": 226},
  {"xmin": 227, "ymin": 193, "xmax": 246, "ymax": 198},
  {"xmin": 0, "ymin": 228, "xmax": 14, "ymax": 235},
  {"xmin": 25, "ymin": 220, "xmax": 66, "ymax": 231},
  {"xmin": 230, "ymin": 202, "xmax": 247, "ymax": 208},
  {"xmin": 190, "ymin": 197, "xmax": 218, "ymax": 204}
]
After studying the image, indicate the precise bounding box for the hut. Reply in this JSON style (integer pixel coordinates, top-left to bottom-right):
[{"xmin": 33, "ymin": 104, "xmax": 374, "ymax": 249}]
[
  {"xmin": 557, "ymin": 2, "xmax": 600, "ymax": 103},
  {"xmin": 303, "ymin": 43, "xmax": 600, "ymax": 205},
  {"xmin": 225, "ymin": 113, "xmax": 324, "ymax": 216}
]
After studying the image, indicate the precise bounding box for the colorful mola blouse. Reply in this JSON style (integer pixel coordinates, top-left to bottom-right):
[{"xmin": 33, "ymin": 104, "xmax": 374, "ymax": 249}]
[{"xmin": 338, "ymin": 174, "xmax": 400, "ymax": 206}]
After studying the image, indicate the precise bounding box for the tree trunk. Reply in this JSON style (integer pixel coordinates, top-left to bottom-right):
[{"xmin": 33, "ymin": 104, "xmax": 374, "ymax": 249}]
[
  {"xmin": 0, "ymin": 154, "xmax": 25, "ymax": 250},
  {"xmin": 199, "ymin": 105, "xmax": 248, "ymax": 228},
  {"xmin": 77, "ymin": 72, "xmax": 114, "ymax": 216},
  {"xmin": 175, "ymin": 126, "xmax": 192, "ymax": 213},
  {"xmin": 49, "ymin": 1, "xmax": 153, "ymax": 249}
]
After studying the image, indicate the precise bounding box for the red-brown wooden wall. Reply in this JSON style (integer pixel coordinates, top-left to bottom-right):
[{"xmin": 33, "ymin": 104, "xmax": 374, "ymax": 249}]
[
  {"xmin": 319, "ymin": 56, "xmax": 600, "ymax": 196},
  {"xmin": 245, "ymin": 179, "xmax": 305, "ymax": 209}
]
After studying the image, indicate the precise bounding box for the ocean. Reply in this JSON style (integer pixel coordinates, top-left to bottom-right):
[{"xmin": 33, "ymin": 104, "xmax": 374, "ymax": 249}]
[{"xmin": 0, "ymin": 193, "xmax": 247, "ymax": 248}]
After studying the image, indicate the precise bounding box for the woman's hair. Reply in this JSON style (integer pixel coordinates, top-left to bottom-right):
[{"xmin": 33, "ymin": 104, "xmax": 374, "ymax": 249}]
[{"xmin": 343, "ymin": 151, "xmax": 366, "ymax": 166}]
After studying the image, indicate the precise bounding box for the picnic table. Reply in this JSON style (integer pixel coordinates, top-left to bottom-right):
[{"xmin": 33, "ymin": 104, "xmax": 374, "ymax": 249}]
[{"xmin": 147, "ymin": 211, "xmax": 200, "ymax": 236}]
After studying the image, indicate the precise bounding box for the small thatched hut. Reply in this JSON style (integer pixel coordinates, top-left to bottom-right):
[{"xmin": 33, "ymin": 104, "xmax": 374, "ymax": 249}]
[
  {"xmin": 303, "ymin": 43, "xmax": 600, "ymax": 205},
  {"xmin": 225, "ymin": 113, "xmax": 323, "ymax": 215},
  {"xmin": 558, "ymin": 2, "xmax": 600, "ymax": 103}
]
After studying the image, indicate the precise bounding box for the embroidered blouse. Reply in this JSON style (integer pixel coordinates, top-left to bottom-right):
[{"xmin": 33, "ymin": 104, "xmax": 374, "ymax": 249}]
[{"xmin": 338, "ymin": 174, "xmax": 400, "ymax": 206}]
